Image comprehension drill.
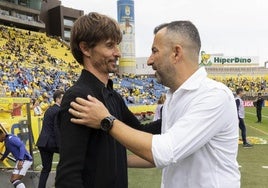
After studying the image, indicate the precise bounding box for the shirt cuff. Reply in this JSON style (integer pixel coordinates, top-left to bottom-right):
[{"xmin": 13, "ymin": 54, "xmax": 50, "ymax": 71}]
[{"xmin": 152, "ymin": 133, "xmax": 174, "ymax": 168}]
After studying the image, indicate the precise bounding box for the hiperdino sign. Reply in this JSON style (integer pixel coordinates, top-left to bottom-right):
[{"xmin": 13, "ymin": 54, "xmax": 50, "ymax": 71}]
[
  {"xmin": 214, "ymin": 57, "xmax": 252, "ymax": 64},
  {"xmin": 199, "ymin": 51, "xmax": 259, "ymax": 66}
]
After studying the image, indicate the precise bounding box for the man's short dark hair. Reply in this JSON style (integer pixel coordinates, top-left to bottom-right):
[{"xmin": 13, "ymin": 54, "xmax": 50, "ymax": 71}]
[
  {"xmin": 53, "ymin": 90, "xmax": 64, "ymax": 102},
  {"xmin": 236, "ymin": 88, "xmax": 243, "ymax": 95},
  {"xmin": 153, "ymin": 21, "xmax": 201, "ymax": 55}
]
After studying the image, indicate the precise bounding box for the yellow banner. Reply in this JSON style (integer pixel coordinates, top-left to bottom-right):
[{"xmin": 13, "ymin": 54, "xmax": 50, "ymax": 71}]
[{"xmin": 0, "ymin": 97, "xmax": 30, "ymax": 104}]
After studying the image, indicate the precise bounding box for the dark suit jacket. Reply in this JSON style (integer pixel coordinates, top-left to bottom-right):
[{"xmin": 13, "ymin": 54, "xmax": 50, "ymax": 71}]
[{"xmin": 36, "ymin": 104, "xmax": 60, "ymax": 150}]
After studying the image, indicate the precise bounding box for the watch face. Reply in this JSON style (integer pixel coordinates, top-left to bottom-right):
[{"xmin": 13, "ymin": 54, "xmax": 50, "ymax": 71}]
[
  {"xmin": 101, "ymin": 118, "xmax": 111, "ymax": 132},
  {"xmin": 101, "ymin": 116, "xmax": 115, "ymax": 132}
]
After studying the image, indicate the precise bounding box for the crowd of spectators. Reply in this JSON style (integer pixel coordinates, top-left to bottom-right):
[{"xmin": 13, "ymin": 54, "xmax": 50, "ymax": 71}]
[
  {"xmin": 0, "ymin": 25, "xmax": 80, "ymax": 110},
  {"xmin": 210, "ymin": 76, "xmax": 267, "ymax": 100},
  {"xmin": 0, "ymin": 24, "xmax": 267, "ymax": 111}
]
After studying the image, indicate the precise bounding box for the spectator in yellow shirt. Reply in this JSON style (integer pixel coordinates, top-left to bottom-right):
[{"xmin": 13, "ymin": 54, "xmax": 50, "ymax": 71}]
[
  {"xmin": 39, "ymin": 95, "xmax": 50, "ymax": 112},
  {"xmin": 0, "ymin": 103, "xmax": 13, "ymax": 119}
]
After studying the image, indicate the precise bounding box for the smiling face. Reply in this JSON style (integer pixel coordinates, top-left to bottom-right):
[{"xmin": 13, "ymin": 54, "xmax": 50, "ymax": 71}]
[
  {"xmin": 87, "ymin": 39, "xmax": 121, "ymax": 75},
  {"xmin": 71, "ymin": 12, "xmax": 122, "ymax": 66}
]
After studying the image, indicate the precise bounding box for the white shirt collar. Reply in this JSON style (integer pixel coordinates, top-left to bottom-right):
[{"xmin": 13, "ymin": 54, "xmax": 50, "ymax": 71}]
[{"xmin": 168, "ymin": 67, "xmax": 207, "ymax": 95}]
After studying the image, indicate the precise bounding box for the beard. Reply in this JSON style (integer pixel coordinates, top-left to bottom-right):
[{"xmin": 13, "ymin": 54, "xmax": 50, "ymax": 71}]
[
  {"xmin": 92, "ymin": 58, "xmax": 118, "ymax": 74},
  {"xmin": 155, "ymin": 72, "xmax": 163, "ymax": 84},
  {"xmin": 107, "ymin": 60, "xmax": 118, "ymax": 73}
]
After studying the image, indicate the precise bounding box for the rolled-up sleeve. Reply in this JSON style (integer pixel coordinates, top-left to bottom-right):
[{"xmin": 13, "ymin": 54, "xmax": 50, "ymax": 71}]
[{"xmin": 152, "ymin": 133, "xmax": 174, "ymax": 168}]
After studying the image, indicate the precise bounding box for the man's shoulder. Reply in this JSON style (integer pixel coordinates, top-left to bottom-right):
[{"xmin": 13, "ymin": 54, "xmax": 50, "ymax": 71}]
[
  {"xmin": 65, "ymin": 81, "xmax": 96, "ymax": 95},
  {"xmin": 6, "ymin": 134, "xmax": 15, "ymax": 138},
  {"xmin": 44, "ymin": 104, "xmax": 59, "ymax": 114},
  {"xmin": 6, "ymin": 134, "xmax": 20, "ymax": 142},
  {"xmin": 206, "ymin": 78, "xmax": 233, "ymax": 96}
]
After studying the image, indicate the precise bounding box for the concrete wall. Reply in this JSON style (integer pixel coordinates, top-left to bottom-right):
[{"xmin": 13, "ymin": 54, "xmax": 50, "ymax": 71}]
[{"xmin": 0, "ymin": 169, "xmax": 55, "ymax": 188}]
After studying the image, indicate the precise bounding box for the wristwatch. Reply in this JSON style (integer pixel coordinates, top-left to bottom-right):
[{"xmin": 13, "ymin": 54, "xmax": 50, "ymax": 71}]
[{"xmin": 100, "ymin": 116, "xmax": 116, "ymax": 132}]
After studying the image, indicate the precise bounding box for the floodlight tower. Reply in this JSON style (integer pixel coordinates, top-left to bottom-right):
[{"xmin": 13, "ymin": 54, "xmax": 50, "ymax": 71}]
[{"xmin": 117, "ymin": 0, "xmax": 136, "ymax": 75}]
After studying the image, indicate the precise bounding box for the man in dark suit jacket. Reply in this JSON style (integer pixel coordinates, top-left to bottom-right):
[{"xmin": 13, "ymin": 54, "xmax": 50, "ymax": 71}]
[
  {"xmin": 36, "ymin": 90, "xmax": 64, "ymax": 188},
  {"xmin": 254, "ymin": 92, "xmax": 264, "ymax": 123}
]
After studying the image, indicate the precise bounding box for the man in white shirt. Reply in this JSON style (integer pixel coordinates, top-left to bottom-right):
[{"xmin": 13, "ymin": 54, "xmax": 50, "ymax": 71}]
[
  {"xmin": 235, "ymin": 88, "xmax": 253, "ymax": 148},
  {"xmin": 68, "ymin": 21, "xmax": 241, "ymax": 188}
]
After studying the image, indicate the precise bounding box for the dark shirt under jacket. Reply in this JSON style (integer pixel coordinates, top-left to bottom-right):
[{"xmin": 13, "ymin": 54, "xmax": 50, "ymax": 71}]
[
  {"xmin": 55, "ymin": 69, "xmax": 161, "ymax": 188},
  {"xmin": 36, "ymin": 104, "xmax": 60, "ymax": 150}
]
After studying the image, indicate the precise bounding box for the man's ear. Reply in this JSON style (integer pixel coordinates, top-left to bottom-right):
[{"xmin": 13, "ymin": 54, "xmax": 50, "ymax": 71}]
[
  {"xmin": 79, "ymin": 41, "xmax": 91, "ymax": 57},
  {"xmin": 174, "ymin": 45, "xmax": 182, "ymax": 61}
]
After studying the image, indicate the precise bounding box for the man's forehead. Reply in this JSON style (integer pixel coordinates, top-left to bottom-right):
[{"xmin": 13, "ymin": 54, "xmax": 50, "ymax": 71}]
[
  {"xmin": 155, "ymin": 27, "xmax": 167, "ymax": 36},
  {"xmin": 102, "ymin": 39, "xmax": 119, "ymax": 45},
  {"xmin": 153, "ymin": 30, "xmax": 166, "ymax": 47}
]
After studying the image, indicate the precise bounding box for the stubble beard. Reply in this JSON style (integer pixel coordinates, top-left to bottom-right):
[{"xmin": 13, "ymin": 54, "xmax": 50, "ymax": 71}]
[{"xmin": 155, "ymin": 72, "xmax": 163, "ymax": 84}]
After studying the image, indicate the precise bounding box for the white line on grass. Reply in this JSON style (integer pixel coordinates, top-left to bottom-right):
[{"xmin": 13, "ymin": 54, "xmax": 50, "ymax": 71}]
[
  {"xmin": 249, "ymin": 125, "xmax": 268, "ymax": 136},
  {"xmin": 262, "ymin": 166, "xmax": 268, "ymax": 169},
  {"xmin": 246, "ymin": 111, "xmax": 268, "ymax": 119},
  {"xmin": 245, "ymin": 111, "xmax": 268, "ymax": 135}
]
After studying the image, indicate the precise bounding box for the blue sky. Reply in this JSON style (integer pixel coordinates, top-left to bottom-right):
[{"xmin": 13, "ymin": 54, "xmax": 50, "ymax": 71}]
[{"xmin": 61, "ymin": 0, "xmax": 268, "ymax": 65}]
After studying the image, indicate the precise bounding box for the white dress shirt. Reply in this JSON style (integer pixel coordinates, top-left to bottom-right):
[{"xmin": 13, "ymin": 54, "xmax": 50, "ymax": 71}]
[
  {"xmin": 153, "ymin": 104, "xmax": 164, "ymax": 121},
  {"xmin": 235, "ymin": 96, "xmax": 245, "ymax": 119},
  {"xmin": 152, "ymin": 67, "xmax": 240, "ymax": 188}
]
